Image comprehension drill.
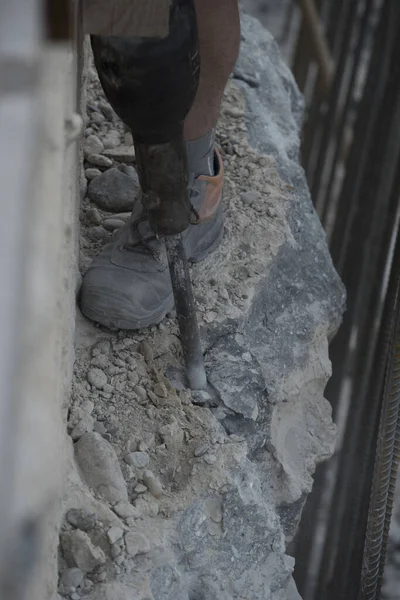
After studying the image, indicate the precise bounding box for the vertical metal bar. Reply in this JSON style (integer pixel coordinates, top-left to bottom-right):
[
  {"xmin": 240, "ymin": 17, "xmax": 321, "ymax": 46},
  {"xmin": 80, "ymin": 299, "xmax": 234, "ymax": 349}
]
[
  {"xmin": 329, "ymin": 0, "xmax": 392, "ymax": 274},
  {"xmin": 300, "ymin": 0, "xmax": 346, "ymax": 186},
  {"xmin": 362, "ymin": 251, "xmax": 400, "ymax": 599},
  {"xmin": 311, "ymin": 0, "xmax": 359, "ymax": 213},
  {"xmin": 314, "ymin": 3, "xmax": 400, "ymax": 596},
  {"xmin": 296, "ymin": 0, "xmax": 334, "ymax": 96},
  {"xmin": 321, "ymin": 0, "xmax": 374, "ymax": 231}
]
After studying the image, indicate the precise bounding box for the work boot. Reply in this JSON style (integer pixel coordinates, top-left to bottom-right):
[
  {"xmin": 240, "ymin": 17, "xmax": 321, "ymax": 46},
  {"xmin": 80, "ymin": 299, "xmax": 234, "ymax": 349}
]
[{"xmin": 80, "ymin": 149, "xmax": 224, "ymax": 330}]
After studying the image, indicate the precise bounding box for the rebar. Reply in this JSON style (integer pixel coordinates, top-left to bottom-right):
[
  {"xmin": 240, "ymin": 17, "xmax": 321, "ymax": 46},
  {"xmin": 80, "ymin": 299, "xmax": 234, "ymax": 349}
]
[{"xmin": 361, "ymin": 234, "xmax": 400, "ymax": 600}]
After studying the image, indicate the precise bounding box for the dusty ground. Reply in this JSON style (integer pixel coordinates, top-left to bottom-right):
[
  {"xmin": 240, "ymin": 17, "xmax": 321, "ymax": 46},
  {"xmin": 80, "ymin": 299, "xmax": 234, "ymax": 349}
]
[{"xmin": 57, "ymin": 59, "xmax": 295, "ymax": 600}]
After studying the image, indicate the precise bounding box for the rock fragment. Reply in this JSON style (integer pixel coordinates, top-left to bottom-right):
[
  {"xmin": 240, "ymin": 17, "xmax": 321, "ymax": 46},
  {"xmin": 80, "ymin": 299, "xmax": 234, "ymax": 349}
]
[
  {"xmin": 74, "ymin": 432, "xmax": 128, "ymax": 502},
  {"xmin": 153, "ymin": 383, "xmax": 167, "ymax": 398},
  {"xmin": 113, "ymin": 501, "xmax": 140, "ymax": 519},
  {"xmin": 139, "ymin": 340, "xmax": 153, "ymax": 362},
  {"xmin": 194, "ymin": 444, "xmax": 209, "ymax": 457},
  {"xmin": 124, "ymin": 451, "xmax": 149, "ymax": 469},
  {"xmin": 142, "ymin": 470, "xmax": 163, "ymax": 498},
  {"xmin": 191, "ymin": 390, "xmax": 211, "ymax": 405},
  {"xmin": 124, "ymin": 131, "xmax": 133, "ymax": 145},
  {"xmin": 102, "ymin": 218, "xmax": 125, "ymax": 231},
  {"xmin": 86, "ymin": 207, "xmax": 102, "ymax": 225},
  {"xmin": 86, "ymin": 226, "xmax": 108, "ymax": 242},
  {"xmin": 90, "ymin": 111, "xmax": 105, "ymax": 124},
  {"xmin": 93, "ymin": 421, "xmax": 107, "ymax": 435},
  {"xmin": 133, "ymin": 385, "xmax": 147, "ymax": 402},
  {"xmin": 137, "ymin": 432, "xmax": 155, "ymax": 452},
  {"xmin": 87, "ymin": 167, "xmax": 139, "ymax": 212},
  {"xmin": 66, "ymin": 508, "xmax": 96, "ymax": 532},
  {"xmin": 159, "ymin": 421, "xmax": 184, "ymax": 453},
  {"xmin": 103, "ymin": 131, "xmax": 121, "ymax": 149},
  {"xmin": 70, "ymin": 414, "xmax": 94, "ymax": 441},
  {"xmin": 241, "ymin": 190, "xmax": 261, "ymax": 205},
  {"xmin": 134, "ymin": 483, "xmax": 147, "ymax": 494},
  {"xmin": 60, "ymin": 530, "xmax": 105, "ymax": 572},
  {"xmin": 83, "ymin": 135, "xmax": 104, "ymax": 158},
  {"xmin": 99, "ymin": 101, "xmax": 115, "ymax": 120},
  {"xmin": 134, "ymin": 494, "xmax": 159, "ymax": 517},
  {"xmin": 102, "ymin": 145, "xmax": 135, "ymax": 163},
  {"xmin": 87, "ymin": 368, "xmax": 107, "ymax": 390},
  {"xmin": 84, "ymin": 582, "xmax": 137, "ymax": 600},
  {"xmin": 85, "ymin": 168, "xmax": 102, "ymax": 180},
  {"xmin": 110, "ymin": 212, "xmax": 131, "ymax": 222},
  {"xmin": 126, "ymin": 370, "xmax": 139, "ymax": 386},
  {"xmin": 107, "ymin": 526, "xmax": 124, "ymax": 544},
  {"xmin": 86, "ymin": 154, "xmax": 113, "ymax": 168},
  {"xmin": 59, "ymin": 568, "xmax": 84, "ymax": 589},
  {"xmin": 124, "ymin": 532, "xmax": 151, "ymax": 557}
]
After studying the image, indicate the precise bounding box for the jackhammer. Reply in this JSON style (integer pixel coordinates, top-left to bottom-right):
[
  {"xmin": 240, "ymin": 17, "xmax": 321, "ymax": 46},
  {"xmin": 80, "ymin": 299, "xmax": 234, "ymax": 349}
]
[{"xmin": 91, "ymin": 0, "xmax": 207, "ymax": 390}]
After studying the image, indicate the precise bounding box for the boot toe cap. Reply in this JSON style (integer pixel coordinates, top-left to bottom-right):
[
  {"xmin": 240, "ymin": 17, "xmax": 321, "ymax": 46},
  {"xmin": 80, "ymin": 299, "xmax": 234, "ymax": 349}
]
[{"xmin": 80, "ymin": 260, "xmax": 173, "ymax": 330}]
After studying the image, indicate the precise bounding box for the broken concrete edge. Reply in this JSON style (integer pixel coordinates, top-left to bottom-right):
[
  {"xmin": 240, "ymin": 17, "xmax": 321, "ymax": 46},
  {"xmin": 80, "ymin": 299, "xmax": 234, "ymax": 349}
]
[{"xmin": 0, "ymin": 41, "xmax": 81, "ymax": 600}]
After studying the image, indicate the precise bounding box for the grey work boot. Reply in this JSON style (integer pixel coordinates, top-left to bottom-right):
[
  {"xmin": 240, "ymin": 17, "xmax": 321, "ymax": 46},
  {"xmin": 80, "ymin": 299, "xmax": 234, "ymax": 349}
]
[{"xmin": 80, "ymin": 149, "xmax": 224, "ymax": 330}]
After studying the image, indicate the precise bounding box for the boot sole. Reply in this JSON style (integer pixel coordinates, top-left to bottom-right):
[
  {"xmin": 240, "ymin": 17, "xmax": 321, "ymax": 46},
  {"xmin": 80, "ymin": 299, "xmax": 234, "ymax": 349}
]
[
  {"xmin": 81, "ymin": 293, "xmax": 174, "ymax": 331},
  {"xmin": 81, "ymin": 207, "xmax": 224, "ymax": 330}
]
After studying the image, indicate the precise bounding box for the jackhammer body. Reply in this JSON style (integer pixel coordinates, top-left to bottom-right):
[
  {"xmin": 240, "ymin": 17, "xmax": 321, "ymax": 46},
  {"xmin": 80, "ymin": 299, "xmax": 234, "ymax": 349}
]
[{"xmin": 90, "ymin": 0, "xmax": 207, "ymax": 389}]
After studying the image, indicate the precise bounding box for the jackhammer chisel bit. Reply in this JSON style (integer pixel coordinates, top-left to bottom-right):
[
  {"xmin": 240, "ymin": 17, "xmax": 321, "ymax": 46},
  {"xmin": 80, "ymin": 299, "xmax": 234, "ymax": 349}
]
[{"xmin": 91, "ymin": 0, "xmax": 207, "ymax": 390}]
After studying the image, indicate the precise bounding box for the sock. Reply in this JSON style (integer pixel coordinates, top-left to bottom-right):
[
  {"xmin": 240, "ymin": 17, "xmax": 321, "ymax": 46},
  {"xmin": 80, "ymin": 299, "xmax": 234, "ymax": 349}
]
[{"xmin": 185, "ymin": 129, "xmax": 215, "ymax": 177}]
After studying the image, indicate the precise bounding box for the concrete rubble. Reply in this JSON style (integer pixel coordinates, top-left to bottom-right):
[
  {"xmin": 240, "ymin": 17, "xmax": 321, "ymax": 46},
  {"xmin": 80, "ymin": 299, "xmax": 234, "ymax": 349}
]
[{"xmin": 58, "ymin": 16, "xmax": 345, "ymax": 600}]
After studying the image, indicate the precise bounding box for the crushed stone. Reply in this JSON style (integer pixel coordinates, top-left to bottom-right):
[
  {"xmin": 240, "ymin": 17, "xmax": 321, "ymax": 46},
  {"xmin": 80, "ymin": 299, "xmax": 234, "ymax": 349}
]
[{"xmin": 59, "ymin": 42, "xmax": 327, "ymax": 599}]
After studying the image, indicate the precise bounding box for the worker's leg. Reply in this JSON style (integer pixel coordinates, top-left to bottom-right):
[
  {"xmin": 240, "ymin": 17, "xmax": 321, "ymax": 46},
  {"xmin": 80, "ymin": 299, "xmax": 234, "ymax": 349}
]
[
  {"xmin": 185, "ymin": 0, "xmax": 240, "ymax": 177},
  {"xmin": 81, "ymin": 1, "xmax": 240, "ymax": 329},
  {"xmin": 185, "ymin": 0, "xmax": 240, "ymax": 140}
]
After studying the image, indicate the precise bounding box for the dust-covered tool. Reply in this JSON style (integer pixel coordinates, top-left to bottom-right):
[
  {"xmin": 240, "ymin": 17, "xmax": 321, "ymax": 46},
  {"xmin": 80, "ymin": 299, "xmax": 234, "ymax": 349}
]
[{"xmin": 91, "ymin": 0, "xmax": 207, "ymax": 389}]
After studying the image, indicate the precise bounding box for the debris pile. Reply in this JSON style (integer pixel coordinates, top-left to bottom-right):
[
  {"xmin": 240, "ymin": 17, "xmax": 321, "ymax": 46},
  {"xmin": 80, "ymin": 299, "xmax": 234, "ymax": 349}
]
[{"xmin": 57, "ymin": 17, "xmax": 345, "ymax": 600}]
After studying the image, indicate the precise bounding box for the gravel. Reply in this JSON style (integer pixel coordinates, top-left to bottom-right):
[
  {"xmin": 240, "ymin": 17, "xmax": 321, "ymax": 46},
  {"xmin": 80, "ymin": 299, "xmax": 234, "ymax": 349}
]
[
  {"xmin": 83, "ymin": 135, "xmax": 104, "ymax": 158},
  {"xmin": 74, "ymin": 433, "xmax": 128, "ymax": 503},
  {"xmin": 102, "ymin": 146, "xmax": 135, "ymax": 163},
  {"xmin": 66, "ymin": 509, "xmax": 96, "ymax": 532},
  {"xmin": 59, "ymin": 567, "xmax": 84, "ymax": 589},
  {"xmin": 124, "ymin": 451, "xmax": 150, "ymax": 469},
  {"xmin": 87, "ymin": 368, "xmax": 107, "ymax": 390},
  {"xmin": 194, "ymin": 444, "xmax": 210, "ymax": 457},
  {"xmin": 107, "ymin": 526, "xmax": 124, "ymax": 545},
  {"xmin": 124, "ymin": 532, "xmax": 151, "ymax": 557},
  {"xmin": 85, "ymin": 168, "xmax": 102, "ymax": 180},
  {"xmin": 60, "ymin": 530, "xmax": 106, "ymax": 572},
  {"xmin": 65, "ymin": 28, "xmax": 343, "ymax": 598},
  {"xmin": 87, "ymin": 167, "xmax": 139, "ymax": 212},
  {"xmin": 102, "ymin": 218, "xmax": 126, "ymax": 231},
  {"xmin": 241, "ymin": 190, "xmax": 261, "ymax": 205},
  {"xmin": 86, "ymin": 207, "xmax": 102, "ymax": 225},
  {"xmin": 102, "ymin": 131, "xmax": 121, "ymax": 149},
  {"xmin": 86, "ymin": 154, "xmax": 113, "ymax": 168},
  {"xmin": 142, "ymin": 470, "xmax": 163, "ymax": 499},
  {"xmin": 86, "ymin": 226, "xmax": 109, "ymax": 243},
  {"xmin": 113, "ymin": 501, "xmax": 140, "ymax": 519}
]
